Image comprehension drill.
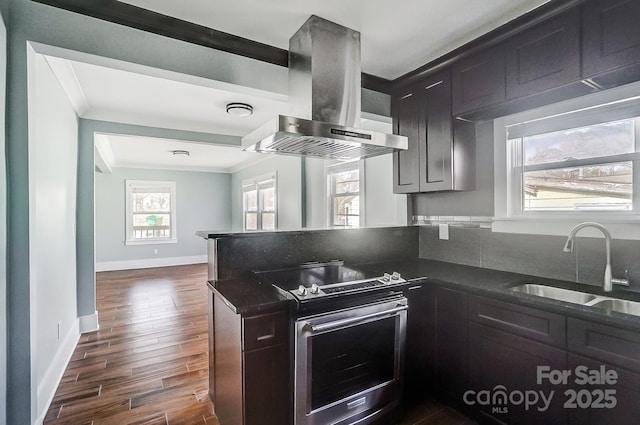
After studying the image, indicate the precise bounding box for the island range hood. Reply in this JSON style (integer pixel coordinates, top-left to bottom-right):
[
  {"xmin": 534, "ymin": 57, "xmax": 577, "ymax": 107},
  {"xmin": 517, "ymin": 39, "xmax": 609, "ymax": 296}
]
[{"xmin": 241, "ymin": 16, "xmax": 408, "ymax": 160}]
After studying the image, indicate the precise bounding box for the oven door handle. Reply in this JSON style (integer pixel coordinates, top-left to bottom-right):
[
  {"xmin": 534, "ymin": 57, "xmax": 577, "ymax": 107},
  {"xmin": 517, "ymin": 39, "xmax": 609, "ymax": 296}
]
[{"xmin": 306, "ymin": 304, "xmax": 407, "ymax": 334}]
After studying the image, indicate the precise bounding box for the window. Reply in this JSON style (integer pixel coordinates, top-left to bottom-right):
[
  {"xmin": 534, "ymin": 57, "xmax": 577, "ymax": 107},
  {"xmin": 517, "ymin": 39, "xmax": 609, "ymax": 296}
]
[
  {"xmin": 327, "ymin": 161, "xmax": 364, "ymax": 227},
  {"xmin": 508, "ymin": 117, "xmax": 638, "ymax": 213},
  {"xmin": 125, "ymin": 180, "xmax": 177, "ymax": 245},
  {"xmin": 243, "ymin": 173, "xmax": 277, "ymax": 231},
  {"xmin": 496, "ymin": 83, "xmax": 640, "ymax": 224}
]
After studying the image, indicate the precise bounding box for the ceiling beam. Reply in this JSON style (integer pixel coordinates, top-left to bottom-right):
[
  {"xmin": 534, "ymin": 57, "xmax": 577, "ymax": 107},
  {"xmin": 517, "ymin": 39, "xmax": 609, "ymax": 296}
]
[{"xmin": 32, "ymin": 0, "xmax": 393, "ymax": 94}]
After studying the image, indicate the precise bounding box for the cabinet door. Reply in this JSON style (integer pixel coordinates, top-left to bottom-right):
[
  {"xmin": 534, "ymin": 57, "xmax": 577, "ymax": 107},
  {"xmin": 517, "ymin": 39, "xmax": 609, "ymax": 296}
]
[
  {"xmin": 452, "ymin": 45, "xmax": 506, "ymax": 115},
  {"xmin": 568, "ymin": 354, "xmax": 640, "ymax": 425},
  {"xmin": 392, "ymin": 89, "xmax": 421, "ymax": 193},
  {"xmin": 244, "ymin": 344, "xmax": 290, "ymax": 425},
  {"xmin": 583, "ymin": 0, "xmax": 640, "ymax": 86},
  {"xmin": 468, "ymin": 323, "xmax": 568, "ymax": 425},
  {"xmin": 434, "ymin": 286, "xmax": 467, "ymax": 405},
  {"xmin": 506, "ymin": 8, "xmax": 581, "ymax": 99},
  {"xmin": 403, "ymin": 283, "xmax": 435, "ymax": 404},
  {"xmin": 419, "ymin": 71, "xmax": 454, "ymax": 192}
]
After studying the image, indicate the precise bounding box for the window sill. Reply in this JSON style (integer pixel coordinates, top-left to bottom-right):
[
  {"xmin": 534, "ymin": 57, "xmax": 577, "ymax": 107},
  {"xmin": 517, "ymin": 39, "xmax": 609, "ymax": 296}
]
[
  {"xmin": 492, "ymin": 216, "xmax": 640, "ymax": 240},
  {"xmin": 125, "ymin": 238, "xmax": 178, "ymax": 246}
]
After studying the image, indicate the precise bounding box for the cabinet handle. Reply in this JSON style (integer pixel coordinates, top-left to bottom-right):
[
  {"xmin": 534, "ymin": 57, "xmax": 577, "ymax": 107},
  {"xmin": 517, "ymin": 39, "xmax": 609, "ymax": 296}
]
[
  {"xmin": 425, "ymin": 80, "xmax": 444, "ymax": 90},
  {"xmin": 256, "ymin": 333, "xmax": 275, "ymax": 342},
  {"xmin": 408, "ymin": 285, "xmax": 422, "ymax": 291}
]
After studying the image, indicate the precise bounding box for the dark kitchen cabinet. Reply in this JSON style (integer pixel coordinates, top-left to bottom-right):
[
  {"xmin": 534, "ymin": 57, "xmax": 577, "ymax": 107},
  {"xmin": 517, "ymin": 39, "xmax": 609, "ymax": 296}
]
[
  {"xmin": 583, "ymin": 0, "xmax": 640, "ymax": 88},
  {"xmin": 505, "ymin": 8, "xmax": 582, "ymax": 100},
  {"xmin": 452, "ymin": 45, "xmax": 506, "ymax": 116},
  {"xmin": 403, "ymin": 282, "xmax": 435, "ymax": 404},
  {"xmin": 211, "ymin": 293, "xmax": 290, "ymax": 425},
  {"xmin": 392, "ymin": 70, "xmax": 475, "ymax": 193},
  {"xmin": 467, "ymin": 296, "xmax": 568, "ymax": 425},
  {"xmin": 392, "ymin": 87, "xmax": 421, "ymax": 193},
  {"xmin": 567, "ymin": 354, "xmax": 640, "ymax": 425},
  {"xmin": 567, "ymin": 317, "xmax": 640, "ymax": 374},
  {"xmin": 434, "ymin": 286, "xmax": 468, "ymax": 406}
]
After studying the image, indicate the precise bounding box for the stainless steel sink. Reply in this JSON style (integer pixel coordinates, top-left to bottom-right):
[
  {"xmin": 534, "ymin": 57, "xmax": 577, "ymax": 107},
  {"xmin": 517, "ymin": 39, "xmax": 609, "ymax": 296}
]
[
  {"xmin": 590, "ymin": 299, "xmax": 640, "ymax": 316},
  {"xmin": 510, "ymin": 283, "xmax": 599, "ymax": 305}
]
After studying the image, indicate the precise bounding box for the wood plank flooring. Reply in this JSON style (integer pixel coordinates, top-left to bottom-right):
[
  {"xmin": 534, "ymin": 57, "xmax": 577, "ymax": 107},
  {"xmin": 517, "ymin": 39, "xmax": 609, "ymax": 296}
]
[
  {"xmin": 43, "ymin": 263, "xmax": 476, "ymax": 425},
  {"xmin": 43, "ymin": 264, "xmax": 217, "ymax": 425}
]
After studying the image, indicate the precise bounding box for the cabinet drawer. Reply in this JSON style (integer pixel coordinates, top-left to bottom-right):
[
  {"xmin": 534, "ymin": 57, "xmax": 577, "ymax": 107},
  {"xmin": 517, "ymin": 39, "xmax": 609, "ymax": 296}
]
[
  {"xmin": 243, "ymin": 311, "xmax": 288, "ymax": 351},
  {"xmin": 568, "ymin": 318, "xmax": 640, "ymax": 373},
  {"xmin": 468, "ymin": 296, "xmax": 566, "ymax": 347}
]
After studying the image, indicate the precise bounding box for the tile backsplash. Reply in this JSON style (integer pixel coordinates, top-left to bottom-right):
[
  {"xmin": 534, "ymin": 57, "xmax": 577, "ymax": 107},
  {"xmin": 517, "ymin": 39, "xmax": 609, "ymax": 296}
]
[{"xmin": 419, "ymin": 225, "xmax": 640, "ymax": 290}]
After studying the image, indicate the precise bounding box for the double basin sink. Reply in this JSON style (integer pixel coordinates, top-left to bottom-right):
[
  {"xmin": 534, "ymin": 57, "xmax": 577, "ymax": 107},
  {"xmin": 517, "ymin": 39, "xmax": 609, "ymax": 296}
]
[{"xmin": 510, "ymin": 283, "xmax": 640, "ymax": 316}]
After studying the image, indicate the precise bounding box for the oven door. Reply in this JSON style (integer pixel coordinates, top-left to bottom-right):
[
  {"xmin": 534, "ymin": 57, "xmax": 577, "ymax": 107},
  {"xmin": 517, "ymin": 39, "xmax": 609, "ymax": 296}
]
[{"xmin": 294, "ymin": 297, "xmax": 407, "ymax": 425}]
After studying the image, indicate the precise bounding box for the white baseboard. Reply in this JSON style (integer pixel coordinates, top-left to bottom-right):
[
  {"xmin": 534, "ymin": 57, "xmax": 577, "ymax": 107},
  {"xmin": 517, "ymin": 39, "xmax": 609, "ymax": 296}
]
[
  {"xmin": 79, "ymin": 311, "xmax": 99, "ymax": 333},
  {"xmin": 35, "ymin": 319, "xmax": 80, "ymax": 425},
  {"xmin": 95, "ymin": 255, "xmax": 207, "ymax": 272}
]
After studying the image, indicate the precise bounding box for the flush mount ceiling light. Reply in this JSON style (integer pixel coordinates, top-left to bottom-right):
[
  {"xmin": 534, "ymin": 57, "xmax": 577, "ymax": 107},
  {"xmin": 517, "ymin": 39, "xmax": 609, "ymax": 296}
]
[
  {"xmin": 226, "ymin": 102, "xmax": 253, "ymax": 117},
  {"xmin": 171, "ymin": 150, "xmax": 190, "ymax": 156}
]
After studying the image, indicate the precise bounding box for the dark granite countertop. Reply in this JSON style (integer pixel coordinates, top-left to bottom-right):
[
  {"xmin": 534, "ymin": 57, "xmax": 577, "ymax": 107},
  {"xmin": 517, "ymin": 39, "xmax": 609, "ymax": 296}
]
[
  {"xmin": 208, "ymin": 257, "xmax": 640, "ymax": 331},
  {"xmin": 207, "ymin": 278, "xmax": 291, "ymax": 315},
  {"xmin": 359, "ymin": 258, "xmax": 640, "ymax": 331}
]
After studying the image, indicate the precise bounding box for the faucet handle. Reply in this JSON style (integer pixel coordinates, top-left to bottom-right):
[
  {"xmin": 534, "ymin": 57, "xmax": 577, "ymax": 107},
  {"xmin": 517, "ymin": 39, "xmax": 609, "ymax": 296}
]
[{"xmin": 612, "ymin": 269, "xmax": 630, "ymax": 287}]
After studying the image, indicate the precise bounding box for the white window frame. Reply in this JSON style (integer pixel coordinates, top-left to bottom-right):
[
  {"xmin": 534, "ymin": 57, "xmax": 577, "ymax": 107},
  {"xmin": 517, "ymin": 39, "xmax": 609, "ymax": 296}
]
[
  {"xmin": 494, "ymin": 81, "xmax": 640, "ymax": 239},
  {"xmin": 326, "ymin": 160, "xmax": 365, "ymax": 228},
  {"xmin": 242, "ymin": 172, "xmax": 277, "ymax": 231},
  {"xmin": 125, "ymin": 180, "xmax": 177, "ymax": 245}
]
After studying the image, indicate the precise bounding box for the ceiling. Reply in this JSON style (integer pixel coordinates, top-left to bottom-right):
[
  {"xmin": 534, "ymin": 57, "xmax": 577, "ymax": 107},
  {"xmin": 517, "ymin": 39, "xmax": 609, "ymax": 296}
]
[
  {"xmin": 117, "ymin": 0, "xmax": 551, "ymax": 80},
  {"xmin": 48, "ymin": 1, "xmax": 552, "ymax": 172}
]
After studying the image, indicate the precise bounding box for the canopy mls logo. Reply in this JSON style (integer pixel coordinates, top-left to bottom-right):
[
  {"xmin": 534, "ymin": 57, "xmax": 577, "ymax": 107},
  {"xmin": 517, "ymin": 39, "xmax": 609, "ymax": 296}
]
[{"xmin": 463, "ymin": 365, "xmax": 619, "ymax": 414}]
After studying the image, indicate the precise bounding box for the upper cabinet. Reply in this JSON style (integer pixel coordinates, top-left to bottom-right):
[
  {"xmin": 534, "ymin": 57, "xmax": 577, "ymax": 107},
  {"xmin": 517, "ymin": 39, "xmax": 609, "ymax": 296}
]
[
  {"xmin": 392, "ymin": 69, "xmax": 475, "ymax": 193},
  {"xmin": 452, "ymin": 45, "xmax": 506, "ymax": 116},
  {"xmin": 506, "ymin": 8, "xmax": 581, "ymax": 99},
  {"xmin": 583, "ymin": 0, "xmax": 640, "ymax": 88}
]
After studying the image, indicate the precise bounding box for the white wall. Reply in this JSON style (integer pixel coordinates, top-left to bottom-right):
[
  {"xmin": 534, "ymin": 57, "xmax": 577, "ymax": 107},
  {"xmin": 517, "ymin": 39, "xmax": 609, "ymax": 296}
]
[
  {"xmin": 28, "ymin": 52, "xmax": 80, "ymax": 423},
  {"xmin": 95, "ymin": 167, "xmax": 231, "ymax": 270},
  {"xmin": 364, "ymin": 154, "xmax": 408, "ymax": 226},
  {"xmin": 305, "ymin": 154, "xmax": 407, "ymax": 228},
  {"xmin": 0, "ymin": 4, "xmax": 7, "ymax": 424},
  {"xmin": 231, "ymin": 156, "xmax": 303, "ymax": 231}
]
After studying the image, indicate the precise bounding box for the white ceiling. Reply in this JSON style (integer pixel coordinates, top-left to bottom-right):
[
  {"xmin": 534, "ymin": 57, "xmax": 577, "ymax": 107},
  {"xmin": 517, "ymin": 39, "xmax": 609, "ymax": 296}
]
[
  {"xmin": 95, "ymin": 133, "xmax": 267, "ymax": 173},
  {"xmin": 48, "ymin": 1, "xmax": 552, "ymax": 172},
  {"xmin": 118, "ymin": 0, "xmax": 550, "ymax": 80}
]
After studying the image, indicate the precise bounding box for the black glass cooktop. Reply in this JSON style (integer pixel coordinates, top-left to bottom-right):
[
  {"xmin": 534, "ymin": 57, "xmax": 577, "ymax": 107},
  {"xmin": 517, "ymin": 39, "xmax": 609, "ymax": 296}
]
[{"xmin": 254, "ymin": 260, "xmax": 381, "ymax": 291}]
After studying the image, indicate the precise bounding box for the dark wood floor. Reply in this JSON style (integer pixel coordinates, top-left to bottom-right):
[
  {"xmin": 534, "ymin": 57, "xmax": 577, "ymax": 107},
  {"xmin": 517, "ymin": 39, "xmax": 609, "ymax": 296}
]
[
  {"xmin": 43, "ymin": 264, "xmax": 217, "ymax": 425},
  {"xmin": 43, "ymin": 264, "xmax": 475, "ymax": 425}
]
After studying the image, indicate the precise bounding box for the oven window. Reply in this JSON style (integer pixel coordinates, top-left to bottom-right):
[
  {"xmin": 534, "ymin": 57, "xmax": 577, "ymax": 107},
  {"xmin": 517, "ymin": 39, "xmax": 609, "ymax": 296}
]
[{"xmin": 310, "ymin": 317, "xmax": 396, "ymax": 410}]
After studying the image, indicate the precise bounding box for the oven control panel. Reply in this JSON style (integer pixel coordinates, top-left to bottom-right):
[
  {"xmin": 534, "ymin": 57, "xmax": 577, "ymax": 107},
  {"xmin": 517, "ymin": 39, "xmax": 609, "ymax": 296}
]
[{"xmin": 292, "ymin": 272, "xmax": 406, "ymax": 300}]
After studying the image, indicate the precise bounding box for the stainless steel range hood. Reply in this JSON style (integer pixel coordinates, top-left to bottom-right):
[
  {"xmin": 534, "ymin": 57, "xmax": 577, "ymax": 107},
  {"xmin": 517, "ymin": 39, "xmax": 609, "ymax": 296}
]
[{"xmin": 242, "ymin": 16, "xmax": 408, "ymax": 160}]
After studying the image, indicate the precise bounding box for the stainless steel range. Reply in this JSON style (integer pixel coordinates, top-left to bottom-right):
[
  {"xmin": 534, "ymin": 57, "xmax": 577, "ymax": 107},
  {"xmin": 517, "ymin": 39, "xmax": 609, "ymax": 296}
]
[{"xmin": 254, "ymin": 260, "xmax": 408, "ymax": 425}]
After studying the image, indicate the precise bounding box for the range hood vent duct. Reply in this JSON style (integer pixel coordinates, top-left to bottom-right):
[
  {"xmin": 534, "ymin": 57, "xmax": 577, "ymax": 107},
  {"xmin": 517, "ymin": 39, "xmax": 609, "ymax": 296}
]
[{"xmin": 242, "ymin": 15, "xmax": 407, "ymax": 160}]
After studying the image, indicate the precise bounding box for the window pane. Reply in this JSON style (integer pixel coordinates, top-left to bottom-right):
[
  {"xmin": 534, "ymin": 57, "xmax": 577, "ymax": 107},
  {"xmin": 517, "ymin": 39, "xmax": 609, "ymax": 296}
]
[
  {"xmin": 333, "ymin": 169, "xmax": 360, "ymax": 194},
  {"xmin": 245, "ymin": 212, "xmax": 258, "ymax": 230},
  {"xmin": 333, "ymin": 195, "xmax": 360, "ymax": 227},
  {"xmin": 262, "ymin": 212, "xmax": 275, "ymax": 231},
  {"xmin": 261, "ymin": 187, "xmax": 275, "ymax": 211},
  {"xmin": 132, "ymin": 192, "xmax": 171, "ymax": 213},
  {"xmin": 523, "ymin": 161, "xmax": 632, "ymax": 211},
  {"xmin": 523, "ymin": 120, "xmax": 635, "ymax": 166},
  {"xmin": 244, "ymin": 190, "xmax": 258, "ymax": 212}
]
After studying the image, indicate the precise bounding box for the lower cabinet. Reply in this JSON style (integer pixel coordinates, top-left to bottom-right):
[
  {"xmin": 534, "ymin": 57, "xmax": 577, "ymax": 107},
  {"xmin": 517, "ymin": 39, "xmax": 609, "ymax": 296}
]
[
  {"xmin": 566, "ymin": 318, "xmax": 640, "ymax": 424},
  {"xmin": 567, "ymin": 354, "xmax": 640, "ymax": 425},
  {"xmin": 403, "ymin": 282, "xmax": 435, "ymax": 404},
  {"xmin": 468, "ymin": 323, "xmax": 567, "ymax": 425},
  {"xmin": 211, "ymin": 293, "xmax": 290, "ymax": 425},
  {"xmin": 434, "ymin": 286, "xmax": 468, "ymax": 406},
  {"xmin": 406, "ymin": 287, "xmax": 640, "ymax": 425}
]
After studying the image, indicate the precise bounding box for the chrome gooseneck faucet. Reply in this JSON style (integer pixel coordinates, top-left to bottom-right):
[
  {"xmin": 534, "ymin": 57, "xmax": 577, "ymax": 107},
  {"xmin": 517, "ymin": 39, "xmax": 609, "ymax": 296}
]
[{"xmin": 563, "ymin": 222, "xmax": 629, "ymax": 292}]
